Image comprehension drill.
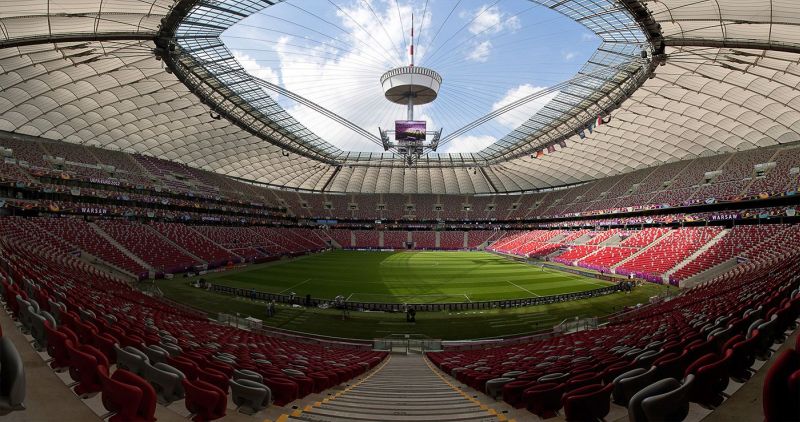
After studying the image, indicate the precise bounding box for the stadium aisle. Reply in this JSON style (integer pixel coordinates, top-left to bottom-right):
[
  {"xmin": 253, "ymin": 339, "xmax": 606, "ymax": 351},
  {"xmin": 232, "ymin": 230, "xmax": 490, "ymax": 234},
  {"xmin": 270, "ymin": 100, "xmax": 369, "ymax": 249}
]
[
  {"xmin": 0, "ymin": 308, "xmax": 100, "ymax": 422},
  {"xmin": 281, "ymin": 354, "xmax": 517, "ymax": 421},
  {"xmin": 702, "ymin": 328, "xmax": 800, "ymax": 422}
]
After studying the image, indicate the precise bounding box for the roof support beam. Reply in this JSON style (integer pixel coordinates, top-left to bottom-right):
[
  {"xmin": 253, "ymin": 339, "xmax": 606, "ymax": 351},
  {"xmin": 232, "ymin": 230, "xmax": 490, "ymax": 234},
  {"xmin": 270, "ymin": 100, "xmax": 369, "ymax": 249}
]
[
  {"xmin": 665, "ymin": 38, "xmax": 800, "ymax": 55},
  {"xmin": 0, "ymin": 32, "xmax": 154, "ymax": 49}
]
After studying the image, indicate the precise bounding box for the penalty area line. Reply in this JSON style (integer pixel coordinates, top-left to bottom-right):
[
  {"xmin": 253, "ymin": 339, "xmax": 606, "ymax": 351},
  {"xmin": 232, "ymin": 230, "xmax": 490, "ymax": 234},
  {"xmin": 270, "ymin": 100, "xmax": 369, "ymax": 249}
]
[
  {"xmin": 278, "ymin": 278, "xmax": 311, "ymax": 294},
  {"xmin": 507, "ymin": 280, "xmax": 541, "ymax": 297}
]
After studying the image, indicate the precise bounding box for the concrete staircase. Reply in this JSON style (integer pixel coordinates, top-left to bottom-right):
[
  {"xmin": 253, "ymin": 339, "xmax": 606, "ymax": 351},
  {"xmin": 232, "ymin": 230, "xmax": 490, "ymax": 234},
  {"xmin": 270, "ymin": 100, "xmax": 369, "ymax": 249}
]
[
  {"xmin": 571, "ymin": 233, "xmax": 594, "ymax": 245},
  {"xmin": 680, "ymin": 258, "xmax": 739, "ymax": 288},
  {"xmin": 663, "ymin": 228, "xmax": 730, "ymax": 282},
  {"xmin": 88, "ymin": 222, "xmax": 154, "ymax": 273},
  {"xmin": 611, "ymin": 230, "xmax": 673, "ymax": 272},
  {"xmin": 75, "ymin": 250, "xmax": 138, "ymax": 281},
  {"xmin": 286, "ymin": 355, "xmax": 504, "ymax": 421},
  {"xmin": 599, "ymin": 234, "xmax": 624, "ymax": 246}
]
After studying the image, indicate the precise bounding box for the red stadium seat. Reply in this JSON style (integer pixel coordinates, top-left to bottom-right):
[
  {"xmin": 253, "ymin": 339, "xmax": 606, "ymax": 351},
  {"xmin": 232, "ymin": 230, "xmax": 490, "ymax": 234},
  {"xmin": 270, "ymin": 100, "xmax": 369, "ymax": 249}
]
[
  {"xmin": 66, "ymin": 341, "xmax": 109, "ymax": 396},
  {"xmin": 99, "ymin": 367, "xmax": 157, "ymax": 422},
  {"xmin": 198, "ymin": 368, "xmax": 229, "ymax": 394},
  {"xmin": 183, "ymin": 379, "xmax": 227, "ymax": 422},
  {"xmin": 44, "ymin": 324, "xmax": 75, "ymax": 370},
  {"xmin": 523, "ymin": 382, "xmax": 566, "ymax": 418},
  {"xmin": 562, "ymin": 383, "xmax": 613, "ymax": 422}
]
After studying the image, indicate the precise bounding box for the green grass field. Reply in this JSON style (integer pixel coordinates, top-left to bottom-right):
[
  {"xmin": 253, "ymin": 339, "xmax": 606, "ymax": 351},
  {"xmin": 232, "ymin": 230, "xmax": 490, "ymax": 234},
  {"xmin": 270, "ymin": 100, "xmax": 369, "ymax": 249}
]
[
  {"xmin": 182, "ymin": 250, "xmax": 613, "ymax": 303},
  {"xmin": 156, "ymin": 250, "xmax": 676, "ymax": 340}
]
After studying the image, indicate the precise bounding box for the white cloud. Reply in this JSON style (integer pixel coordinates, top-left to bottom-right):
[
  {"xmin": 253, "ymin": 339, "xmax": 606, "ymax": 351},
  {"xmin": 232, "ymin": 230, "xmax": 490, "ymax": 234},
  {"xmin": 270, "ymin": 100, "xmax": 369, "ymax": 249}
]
[
  {"xmin": 440, "ymin": 85, "xmax": 558, "ymax": 154},
  {"xmin": 492, "ymin": 84, "xmax": 558, "ymax": 129},
  {"xmin": 439, "ymin": 134, "xmax": 497, "ymax": 153},
  {"xmin": 232, "ymin": 51, "xmax": 280, "ymax": 86},
  {"xmin": 562, "ymin": 51, "xmax": 577, "ymax": 61},
  {"xmin": 229, "ymin": 2, "xmax": 550, "ymax": 155},
  {"xmin": 581, "ymin": 32, "xmax": 596, "ymax": 42},
  {"xmin": 459, "ymin": 5, "xmax": 520, "ymax": 64},
  {"xmin": 231, "ymin": 1, "xmax": 437, "ymax": 153},
  {"xmin": 467, "ymin": 40, "xmax": 492, "ymax": 62},
  {"xmin": 464, "ymin": 5, "xmax": 521, "ymax": 35}
]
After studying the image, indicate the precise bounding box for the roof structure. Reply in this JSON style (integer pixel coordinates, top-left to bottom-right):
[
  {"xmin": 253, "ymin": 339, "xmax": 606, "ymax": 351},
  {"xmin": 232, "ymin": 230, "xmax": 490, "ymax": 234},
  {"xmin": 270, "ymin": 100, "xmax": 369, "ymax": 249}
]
[{"xmin": 0, "ymin": 0, "xmax": 798, "ymax": 193}]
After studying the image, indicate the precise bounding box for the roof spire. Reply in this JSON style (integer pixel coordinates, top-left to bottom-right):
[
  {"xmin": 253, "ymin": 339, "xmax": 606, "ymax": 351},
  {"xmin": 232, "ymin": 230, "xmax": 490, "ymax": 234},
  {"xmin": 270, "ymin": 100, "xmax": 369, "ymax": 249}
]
[{"xmin": 410, "ymin": 13, "xmax": 414, "ymax": 67}]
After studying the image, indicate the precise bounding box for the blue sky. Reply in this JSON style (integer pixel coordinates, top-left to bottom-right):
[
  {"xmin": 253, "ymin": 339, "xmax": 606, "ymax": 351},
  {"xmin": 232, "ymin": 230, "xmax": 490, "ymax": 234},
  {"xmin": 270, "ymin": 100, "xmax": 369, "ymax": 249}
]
[{"xmin": 222, "ymin": 0, "xmax": 599, "ymax": 153}]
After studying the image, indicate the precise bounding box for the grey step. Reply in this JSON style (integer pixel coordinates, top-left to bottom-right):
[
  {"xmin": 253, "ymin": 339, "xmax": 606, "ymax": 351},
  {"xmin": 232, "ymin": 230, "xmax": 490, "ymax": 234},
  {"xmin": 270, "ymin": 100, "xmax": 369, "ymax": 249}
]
[
  {"xmin": 322, "ymin": 403, "xmax": 489, "ymax": 416},
  {"xmin": 303, "ymin": 407, "xmax": 497, "ymax": 422},
  {"xmin": 321, "ymin": 400, "xmax": 484, "ymax": 412},
  {"xmin": 336, "ymin": 393, "xmax": 465, "ymax": 402},
  {"xmin": 295, "ymin": 355, "xmax": 501, "ymax": 422}
]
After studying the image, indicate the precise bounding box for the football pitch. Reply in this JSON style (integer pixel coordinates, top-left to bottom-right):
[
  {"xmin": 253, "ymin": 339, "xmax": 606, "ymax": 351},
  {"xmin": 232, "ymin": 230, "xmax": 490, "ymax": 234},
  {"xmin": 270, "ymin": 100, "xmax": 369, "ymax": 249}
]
[
  {"xmin": 190, "ymin": 250, "xmax": 613, "ymax": 303},
  {"xmin": 158, "ymin": 250, "xmax": 674, "ymax": 339}
]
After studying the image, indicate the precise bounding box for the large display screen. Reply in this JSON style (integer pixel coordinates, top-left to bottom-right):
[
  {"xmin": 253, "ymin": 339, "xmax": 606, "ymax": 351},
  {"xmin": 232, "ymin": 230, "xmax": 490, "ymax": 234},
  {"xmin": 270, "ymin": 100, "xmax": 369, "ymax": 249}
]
[{"xmin": 395, "ymin": 120, "xmax": 426, "ymax": 141}]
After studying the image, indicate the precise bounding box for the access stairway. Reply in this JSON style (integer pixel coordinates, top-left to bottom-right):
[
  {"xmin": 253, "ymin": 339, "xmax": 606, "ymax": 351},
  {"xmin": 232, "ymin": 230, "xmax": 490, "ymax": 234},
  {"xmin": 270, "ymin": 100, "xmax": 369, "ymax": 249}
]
[{"xmin": 284, "ymin": 354, "xmax": 507, "ymax": 421}]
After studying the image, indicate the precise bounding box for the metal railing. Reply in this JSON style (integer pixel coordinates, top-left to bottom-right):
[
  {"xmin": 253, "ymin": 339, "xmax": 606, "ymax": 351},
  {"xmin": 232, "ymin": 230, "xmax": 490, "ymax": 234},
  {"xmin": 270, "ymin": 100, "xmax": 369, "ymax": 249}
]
[
  {"xmin": 209, "ymin": 283, "xmax": 623, "ymax": 312},
  {"xmin": 374, "ymin": 334, "xmax": 442, "ymax": 354}
]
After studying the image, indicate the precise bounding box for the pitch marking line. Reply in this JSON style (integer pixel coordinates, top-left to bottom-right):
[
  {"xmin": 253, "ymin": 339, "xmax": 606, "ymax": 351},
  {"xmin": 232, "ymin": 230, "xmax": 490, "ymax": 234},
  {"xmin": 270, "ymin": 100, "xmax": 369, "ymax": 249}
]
[
  {"xmin": 507, "ymin": 280, "xmax": 541, "ymax": 297},
  {"xmin": 568, "ymin": 274, "xmax": 608, "ymax": 288},
  {"xmin": 463, "ymin": 294, "xmax": 472, "ymax": 303},
  {"xmin": 278, "ymin": 278, "xmax": 311, "ymax": 294}
]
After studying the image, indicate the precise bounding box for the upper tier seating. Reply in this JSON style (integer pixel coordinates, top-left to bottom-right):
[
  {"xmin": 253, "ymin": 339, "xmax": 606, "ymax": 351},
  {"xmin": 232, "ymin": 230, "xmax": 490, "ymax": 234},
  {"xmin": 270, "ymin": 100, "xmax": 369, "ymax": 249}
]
[
  {"xmin": 746, "ymin": 147, "xmax": 800, "ymax": 197},
  {"xmin": 1, "ymin": 136, "xmax": 799, "ymax": 221}
]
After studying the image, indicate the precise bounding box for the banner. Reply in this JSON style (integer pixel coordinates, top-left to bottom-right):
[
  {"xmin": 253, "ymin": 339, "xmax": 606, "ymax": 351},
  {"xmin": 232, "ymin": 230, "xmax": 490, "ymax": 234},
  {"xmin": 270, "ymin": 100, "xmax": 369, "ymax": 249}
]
[
  {"xmin": 89, "ymin": 178, "xmax": 121, "ymax": 186},
  {"xmin": 80, "ymin": 207, "xmax": 107, "ymax": 215}
]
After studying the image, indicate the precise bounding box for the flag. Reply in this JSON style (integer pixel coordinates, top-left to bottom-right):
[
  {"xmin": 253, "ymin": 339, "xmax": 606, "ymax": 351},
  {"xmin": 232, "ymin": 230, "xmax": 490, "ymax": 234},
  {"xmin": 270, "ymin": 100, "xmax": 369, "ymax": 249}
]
[
  {"xmin": 558, "ymin": 140, "xmax": 567, "ymax": 149},
  {"xmin": 536, "ymin": 150, "xmax": 544, "ymax": 158},
  {"xmin": 578, "ymin": 130, "xmax": 585, "ymax": 139},
  {"xmin": 596, "ymin": 115, "xmax": 604, "ymax": 126},
  {"xmin": 547, "ymin": 145, "xmax": 555, "ymax": 154},
  {"xmin": 587, "ymin": 122, "xmax": 594, "ymax": 134}
]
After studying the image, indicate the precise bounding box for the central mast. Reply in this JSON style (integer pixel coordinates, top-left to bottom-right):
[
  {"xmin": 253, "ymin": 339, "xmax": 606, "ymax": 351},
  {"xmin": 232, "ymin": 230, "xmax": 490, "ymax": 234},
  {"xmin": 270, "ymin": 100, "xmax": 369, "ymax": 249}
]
[
  {"xmin": 408, "ymin": 13, "xmax": 414, "ymax": 120},
  {"xmin": 378, "ymin": 13, "xmax": 443, "ymax": 165}
]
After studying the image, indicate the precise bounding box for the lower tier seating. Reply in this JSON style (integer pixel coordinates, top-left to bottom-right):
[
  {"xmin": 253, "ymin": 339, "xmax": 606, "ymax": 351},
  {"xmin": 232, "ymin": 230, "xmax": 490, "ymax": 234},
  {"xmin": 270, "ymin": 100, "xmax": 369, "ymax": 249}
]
[
  {"xmin": 0, "ymin": 224, "xmax": 388, "ymax": 417},
  {"xmin": 429, "ymin": 242, "xmax": 800, "ymax": 419}
]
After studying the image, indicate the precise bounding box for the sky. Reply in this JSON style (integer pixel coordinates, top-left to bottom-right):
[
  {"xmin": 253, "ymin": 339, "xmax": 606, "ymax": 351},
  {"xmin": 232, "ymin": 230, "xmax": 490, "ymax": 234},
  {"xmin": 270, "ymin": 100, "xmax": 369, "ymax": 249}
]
[{"xmin": 221, "ymin": 0, "xmax": 599, "ymax": 154}]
